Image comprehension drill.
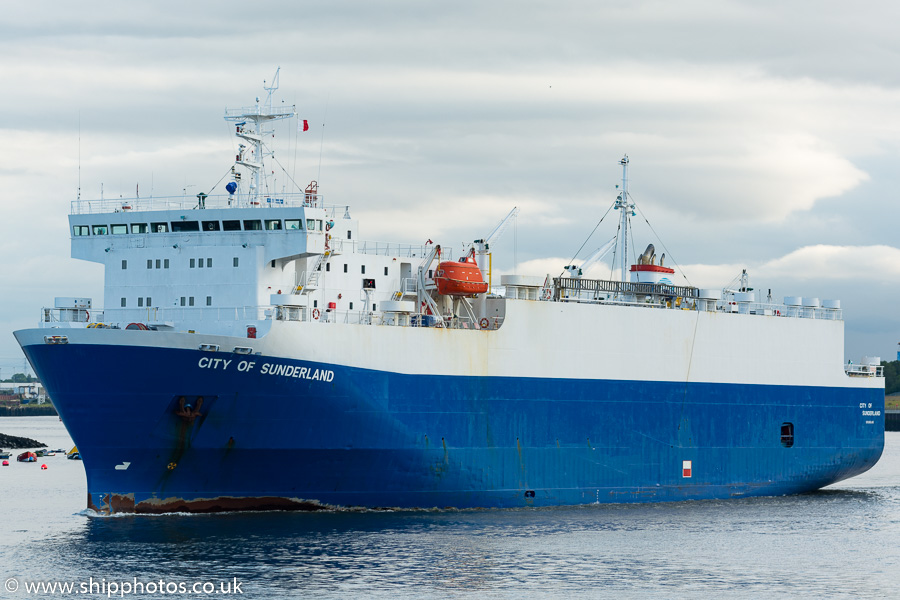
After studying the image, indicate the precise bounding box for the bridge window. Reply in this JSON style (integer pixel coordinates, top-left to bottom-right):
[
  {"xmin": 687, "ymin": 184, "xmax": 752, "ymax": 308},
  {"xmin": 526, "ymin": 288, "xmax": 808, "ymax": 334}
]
[
  {"xmin": 243, "ymin": 220, "xmax": 262, "ymax": 231},
  {"xmin": 206, "ymin": 296, "xmax": 212, "ymax": 306},
  {"xmin": 198, "ymin": 258, "xmax": 204, "ymax": 268},
  {"xmin": 156, "ymin": 259, "xmax": 161, "ymax": 269},
  {"xmin": 206, "ymin": 258, "xmax": 211, "ymax": 268},
  {"xmin": 306, "ymin": 219, "xmax": 315, "ymax": 230},
  {"xmin": 151, "ymin": 222, "xmax": 168, "ymax": 233},
  {"xmin": 347, "ymin": 230, "xmax": 352, "ymax": 239},
  {"xmin": 223, "ymin": 220, "xmax": 241, "ymax": 231},
  {"xmin": 147, "ymin": 259, "xmax": 152, "ymax": 269},
  {"xmin": 171, "ymin": 221, "xmax": 199, "ymax": 232},
  {"xmin": 146, "ymin": 297, "xmax": 151, "ymax": 306},
  {"xmin": 111, "ymin": 224, "xmax": 128, "ymax": 235},
  {"xmin": 121, "ymin": 260, "xmax": 127, "ymax": 270},
  {"xmin": 190, "ymin": 259, "xmax": 195, "ymax": 268},
  {"xmin": 203, "ymin": 221, "xmax": 220, "ymax": 231},
  {"xmin": 92, "ymin": 225, "xmax": 108, "ymax": 235},
  {"xmin": 164, "ymin": 259, "xmax": 169, "ymax": 269},
  {"xmin": 361, "ymin": 265, "xmax": 366, "ymax": 274},
  {"xmin": 189, "ymin": 297, "xmax": 195, "ymax": 306},
  {"xmin": 180, "ymin": 297, "xmax": 186, "ymax": 306},
  {"xmin": 285, "ymin": 219, "xmax": 301, "ymax": 230},
  {"xmin": 233, "ymin": 257, "xmax": 239, "ymax": 267},
  {"xmin": 781, "ymin": 423, "xmax": 794, "ymax": 448},
  {"xmin": 73, "ymin": 225, "xmax": 90, "ymax": 236},
  {"xmin": 138, "ymin": 297, "xmax": 143, "ymax": 307},
  {"xmin": 384, "ymin": 267, "xmax": 389, "ymax": 276},
  {"xmin": 121, "ymin": 297, "xmax": 126, "ymax": 307},
  {"xmin": 265, "ymin": 219, "xmax": 282, "ymax": 231},
  {"xmin": 343, "ymin": 264, "xmax": 348, "ymax": 273},
  {"xmin": 131, "ymin": 223, "xmax": 148, "ymax": 234}
]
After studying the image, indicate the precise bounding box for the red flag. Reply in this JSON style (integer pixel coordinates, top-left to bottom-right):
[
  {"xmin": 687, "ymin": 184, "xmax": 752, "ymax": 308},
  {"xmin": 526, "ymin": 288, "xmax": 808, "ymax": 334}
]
[{"xmin": 302, "ymin": 119, "xmax": 309, "ymax": 132}]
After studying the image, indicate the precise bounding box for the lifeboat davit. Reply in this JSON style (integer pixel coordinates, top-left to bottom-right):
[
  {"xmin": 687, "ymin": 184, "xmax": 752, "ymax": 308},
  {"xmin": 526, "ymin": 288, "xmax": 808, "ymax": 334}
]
[{"xmin": 434, "ymin": 259, "xmax": 489, "ymax": 296}]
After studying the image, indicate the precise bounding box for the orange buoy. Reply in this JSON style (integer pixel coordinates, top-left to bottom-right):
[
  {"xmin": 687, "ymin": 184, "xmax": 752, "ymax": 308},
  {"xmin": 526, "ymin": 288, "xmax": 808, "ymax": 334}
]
[
  {"xmin": 434, "ymin": 259, "xmax": 489, "ymax": 296},
  {"xmin": 41, "ymin": 464, "xmax": 48, "ymax": 470}
]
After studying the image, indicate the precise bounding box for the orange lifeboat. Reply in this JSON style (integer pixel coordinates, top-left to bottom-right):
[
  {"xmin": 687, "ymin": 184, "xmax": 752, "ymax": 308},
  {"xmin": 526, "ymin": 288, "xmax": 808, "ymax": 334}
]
[{"xmin": 434, "ymin": 259, "xmax": 489, "ymax": 296}]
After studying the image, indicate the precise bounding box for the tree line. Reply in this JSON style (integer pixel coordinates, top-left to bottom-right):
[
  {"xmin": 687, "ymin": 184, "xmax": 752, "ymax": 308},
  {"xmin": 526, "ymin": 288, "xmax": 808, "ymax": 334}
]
[
  {"xmin": 1, "ymin": 373, "xmax": 37, "ymax": 383},
  {"xmin": 884, "ymin": 360, "xmax": 900, "ymax": 395}
]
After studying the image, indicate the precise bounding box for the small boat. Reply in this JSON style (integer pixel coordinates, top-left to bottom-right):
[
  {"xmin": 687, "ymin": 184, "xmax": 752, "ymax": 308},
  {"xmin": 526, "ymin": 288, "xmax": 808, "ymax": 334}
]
[
  {"xmin": 0, "ymin": 450, "xmax": 11, "ymax": 460},
  {"xmin": 17, "ymin": 451, "xmax": 37, "ymax": 462},
  {"xmin": 35, "ymin": 449, "xmax": 47, "ymax": 457},
  {"xmin": 67, "ymin": 452, "xmax": 82, "ymax": 461}
]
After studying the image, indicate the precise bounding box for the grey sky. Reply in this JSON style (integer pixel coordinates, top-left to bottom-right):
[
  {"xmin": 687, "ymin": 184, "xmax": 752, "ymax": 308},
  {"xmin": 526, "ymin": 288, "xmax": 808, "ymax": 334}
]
[{"xmin": 2, "ymin": 0, "xmax": 899, "ymax": 372}]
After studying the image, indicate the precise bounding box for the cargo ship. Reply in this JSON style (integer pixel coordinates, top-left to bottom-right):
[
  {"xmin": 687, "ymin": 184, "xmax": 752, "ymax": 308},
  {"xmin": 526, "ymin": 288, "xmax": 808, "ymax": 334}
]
[{"xmin": 15, "ymin": 73, "xmax": 885, "ymax": 513}]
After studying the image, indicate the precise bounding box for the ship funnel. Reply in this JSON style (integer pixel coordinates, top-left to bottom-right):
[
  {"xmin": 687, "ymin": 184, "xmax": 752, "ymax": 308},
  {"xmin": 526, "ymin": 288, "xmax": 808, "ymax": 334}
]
[{"xmin": 639, "ymin": 244, "xmax": 655, "ymax": 265}]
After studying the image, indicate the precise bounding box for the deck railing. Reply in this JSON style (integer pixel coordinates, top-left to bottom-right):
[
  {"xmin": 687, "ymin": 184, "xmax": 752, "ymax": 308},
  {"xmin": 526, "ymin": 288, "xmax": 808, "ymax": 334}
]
[
  {"xmin": 70, "ymin": 193, "xmax": 335, "ymax": 215},
  {"xmin": 844, "ymin": 363, "xmax": 884, "ymax": 378}
]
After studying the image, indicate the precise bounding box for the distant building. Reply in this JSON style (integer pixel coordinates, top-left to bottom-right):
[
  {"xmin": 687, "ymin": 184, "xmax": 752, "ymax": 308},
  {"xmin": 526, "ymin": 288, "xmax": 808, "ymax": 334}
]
[{"xmin": 0, "ymin": 381, "xmax": 47, "ymax": 404}]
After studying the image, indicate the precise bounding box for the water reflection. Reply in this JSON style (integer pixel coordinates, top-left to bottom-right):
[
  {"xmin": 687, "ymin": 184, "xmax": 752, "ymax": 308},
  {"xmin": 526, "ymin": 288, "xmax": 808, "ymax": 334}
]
[{"xmin": 14, "ymin": 488, "xmax": 898, "ymax": 599}]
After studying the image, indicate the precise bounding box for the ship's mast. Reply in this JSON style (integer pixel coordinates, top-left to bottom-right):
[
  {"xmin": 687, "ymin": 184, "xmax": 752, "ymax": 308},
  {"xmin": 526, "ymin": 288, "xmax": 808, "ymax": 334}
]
[
  {"xmin": 223, "ymin": 67, "xmax": 296, "ymax": 205},
  {"xmin": 614, "ymin": 155, "xmax": 634, "ymax": 282}
]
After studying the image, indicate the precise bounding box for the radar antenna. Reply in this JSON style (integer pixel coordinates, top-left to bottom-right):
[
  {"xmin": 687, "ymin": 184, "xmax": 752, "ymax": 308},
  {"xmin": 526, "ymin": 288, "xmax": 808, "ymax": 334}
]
[{"xmin": 223, "ymin": 67, "xmax": 296, "ymax": 206}]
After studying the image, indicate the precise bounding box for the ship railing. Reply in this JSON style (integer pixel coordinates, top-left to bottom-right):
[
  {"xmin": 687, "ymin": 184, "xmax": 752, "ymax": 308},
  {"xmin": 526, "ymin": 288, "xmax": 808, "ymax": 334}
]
[
  {"xmin": 553, "ymin": 277, "xmax": 699, "ymax": 302},
  {"xmin": 224, "ymin": 105, "xmax": 296, "ymax": 119},
  {"xmin": 40, "ymin": 307, "xmax": 100, "ymax": 325},
  {"xmin": 844, "ymin": 363, "xmax": 884, "ymax": 378},
  {"xmin": 400, "ymin": 278, "xmax": 418, "ymax": 296},
  {"xmin": 273, "ymin": 305, "xmax": 505, "ymax": 331},
  {"xmin": 273, "ymin": 306, "xmax": 309, "ymax": 322},
  {"xmin": 720, "ymin": 302, "xmax": 843, "ymax": 320},
  {"xmin": 70, "ymin": 193, "xmax": 342, "ymax": 214},
  {"xmin": 97, "ymin": 306, "xmax": 270, "ymax": 325},
  {"xmin": 551, "ymin": 278, "xmax": 844, "ymax": 321},
  {"xmin": 353, "ymin": 241, "xmax": 440, "ymax": 259}
]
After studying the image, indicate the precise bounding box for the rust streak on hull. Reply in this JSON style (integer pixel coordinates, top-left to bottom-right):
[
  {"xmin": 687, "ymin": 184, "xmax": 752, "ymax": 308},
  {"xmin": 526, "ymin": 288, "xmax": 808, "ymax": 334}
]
[{"xmin": 100, "ymin": 494, "xmax": 332, "ymax": 515}]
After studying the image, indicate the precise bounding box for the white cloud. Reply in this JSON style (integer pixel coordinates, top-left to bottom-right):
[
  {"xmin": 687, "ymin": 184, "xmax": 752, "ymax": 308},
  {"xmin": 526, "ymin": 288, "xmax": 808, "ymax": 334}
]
[{"xmin": 758, "ymin": 244, "xmax": 900, "ymax": 280}]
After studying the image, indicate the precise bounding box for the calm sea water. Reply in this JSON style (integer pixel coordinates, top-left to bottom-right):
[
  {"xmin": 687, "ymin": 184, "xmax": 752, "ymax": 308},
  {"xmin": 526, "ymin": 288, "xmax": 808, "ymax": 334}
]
[{"xmin": 1, "ymin": 416, "xmax": 898, "ymax": 599}]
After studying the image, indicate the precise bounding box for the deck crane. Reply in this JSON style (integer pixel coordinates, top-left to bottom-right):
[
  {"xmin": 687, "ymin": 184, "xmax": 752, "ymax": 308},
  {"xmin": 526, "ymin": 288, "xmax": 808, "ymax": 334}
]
[
  {"xmin": 472, "ymin": 206, "xmax": 520, "ymax": 287},
  {"xmin": 563, "ymin": 237, "xmax": 617, "ymax": 279}
]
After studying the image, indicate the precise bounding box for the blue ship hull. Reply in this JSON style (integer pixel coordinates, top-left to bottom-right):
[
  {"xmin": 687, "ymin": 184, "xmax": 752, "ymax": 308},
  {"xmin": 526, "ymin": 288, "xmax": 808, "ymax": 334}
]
[{"xmin": 22, "ymin": 341, "xmax": 884, "ymax": 513}]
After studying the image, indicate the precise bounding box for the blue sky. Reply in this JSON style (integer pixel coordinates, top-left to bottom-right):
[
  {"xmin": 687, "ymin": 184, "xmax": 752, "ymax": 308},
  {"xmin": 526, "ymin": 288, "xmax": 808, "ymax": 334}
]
[{"xmin": 1, "ymin": 0, "xmax": 899, "ymax": 373}]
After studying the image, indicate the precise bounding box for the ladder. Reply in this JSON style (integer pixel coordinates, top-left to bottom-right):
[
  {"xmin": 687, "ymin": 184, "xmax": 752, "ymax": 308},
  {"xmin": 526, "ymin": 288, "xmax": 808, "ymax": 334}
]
[{"xmin": 296, "ymin": 251, "xmax": 330, "ymax": 294}]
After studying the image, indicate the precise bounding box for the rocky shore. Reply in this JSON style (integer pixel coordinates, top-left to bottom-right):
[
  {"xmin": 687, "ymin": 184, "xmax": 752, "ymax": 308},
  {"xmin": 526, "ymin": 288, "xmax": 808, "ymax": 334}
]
[{"xmin": 0, "ymin": 432, "xmax": 47, "ymax": 449}]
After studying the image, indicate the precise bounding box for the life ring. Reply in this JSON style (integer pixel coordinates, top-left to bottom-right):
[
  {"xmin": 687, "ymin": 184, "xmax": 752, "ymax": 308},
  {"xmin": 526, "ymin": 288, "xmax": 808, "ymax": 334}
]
[
  {"xmin": 85, "ymin": 310, "xmax": 90, "ymax": 322},
  {"xmin": 325, "ymin": 222, "xmax": 332, "ymax": 231},
  {"xmin": 312, "ymin": 308, "xmax": 321, "ymax": 320},
  {"xmin": 479, "ymin": 318, "xmax": 490, "ymax": 329}
]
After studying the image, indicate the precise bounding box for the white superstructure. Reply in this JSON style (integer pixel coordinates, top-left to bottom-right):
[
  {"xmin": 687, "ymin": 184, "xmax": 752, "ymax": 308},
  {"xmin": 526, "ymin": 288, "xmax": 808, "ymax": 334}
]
[{"xmin": 37, "ymin": 74, "xmax": 884, "ymax": 384}]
